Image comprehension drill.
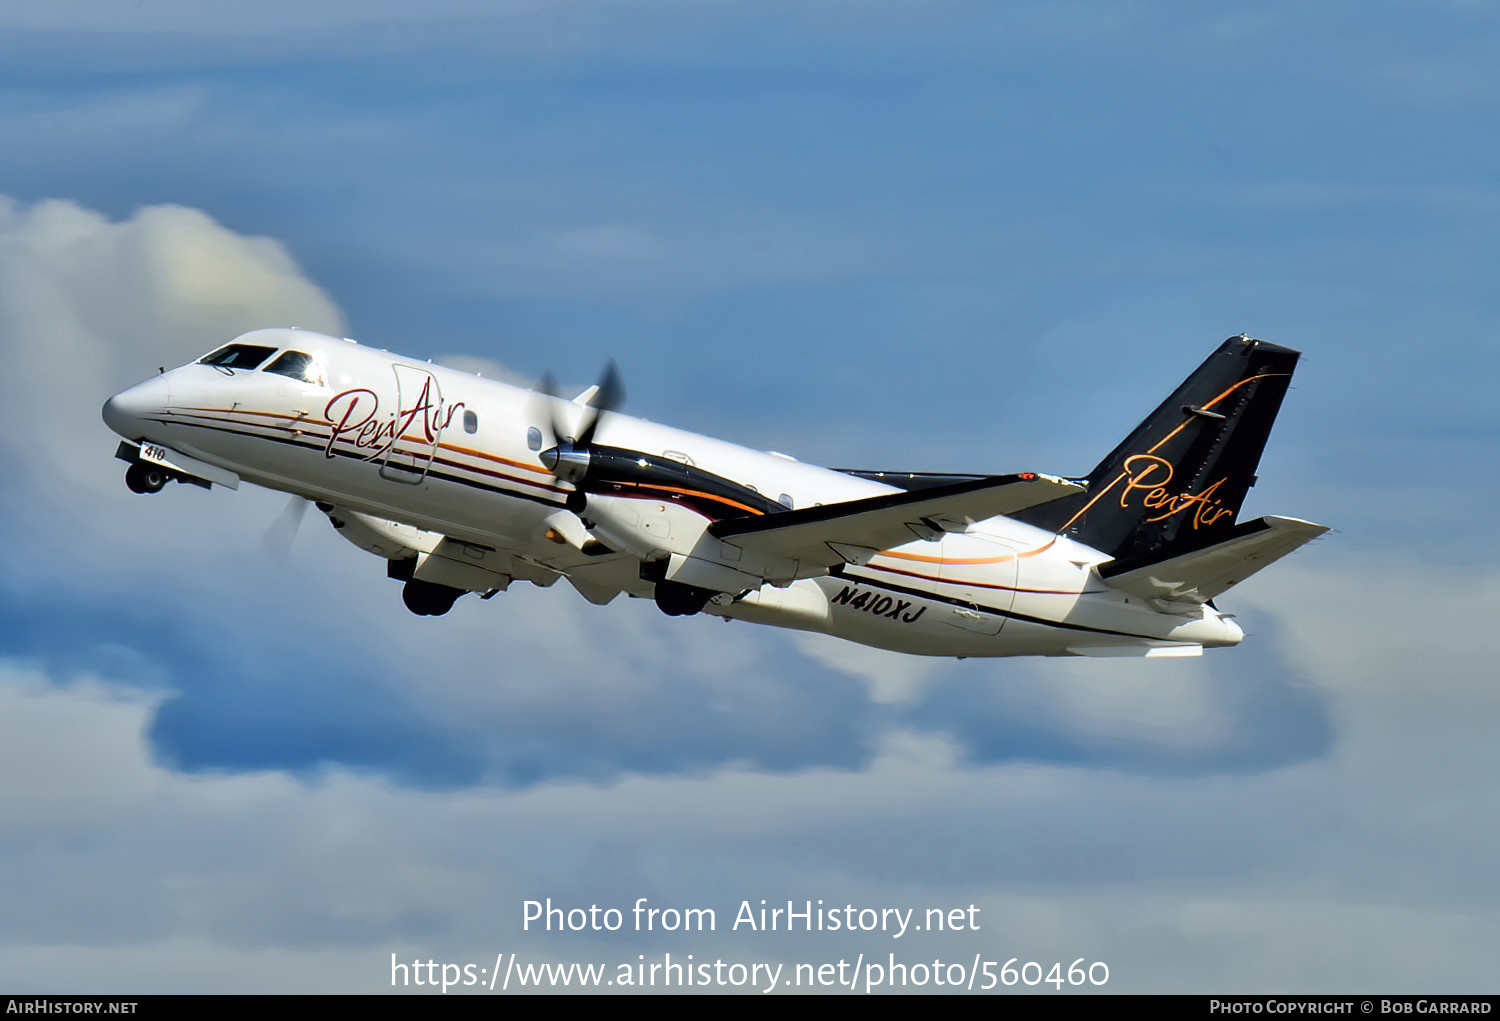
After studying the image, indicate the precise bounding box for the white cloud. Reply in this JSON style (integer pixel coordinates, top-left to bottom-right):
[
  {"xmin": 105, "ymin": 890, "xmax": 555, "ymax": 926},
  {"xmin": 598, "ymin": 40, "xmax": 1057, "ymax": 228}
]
[
  {"xmin": 0, "ymin": 642, "xmax": 1496, "ymax": 992},
  {"xmin": 0, "ymin": 665, "xmax": 163, "ymax": 829},
  {"xmin": 1039, "ymin": 656, "xmax": 1233, "ymax": 750},
  {"xmin": 792, "ymin": 630, "xmax": 941, "ymax": 704},
  {"xmin": 0, "ymin": 197, "xmax": 343, "ymax": 491},
  {"xmin": 1240, "ymin": 560, "xmax": 1500, "ymax": 700}
]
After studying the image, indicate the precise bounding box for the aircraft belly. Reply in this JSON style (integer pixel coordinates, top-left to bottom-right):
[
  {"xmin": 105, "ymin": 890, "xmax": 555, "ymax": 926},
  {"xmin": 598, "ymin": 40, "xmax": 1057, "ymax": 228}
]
[
  {"xmin": 754, "ymin": 574, "xmax": 997, "ymax": 656},
  {"xmin": 833, "ymin": 609, "xmax": 999, "ymax": 657}
]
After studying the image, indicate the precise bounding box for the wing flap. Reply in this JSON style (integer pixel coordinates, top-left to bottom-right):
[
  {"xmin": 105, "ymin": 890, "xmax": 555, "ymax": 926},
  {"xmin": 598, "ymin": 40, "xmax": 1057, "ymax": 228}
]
[
  {"xmin": 710, "ymin": 473, "xmax": 1083, "ymax": 573},
  {"xmin": 1097, "ymin": 515, "xmax": 1329, "ymax": 603}
]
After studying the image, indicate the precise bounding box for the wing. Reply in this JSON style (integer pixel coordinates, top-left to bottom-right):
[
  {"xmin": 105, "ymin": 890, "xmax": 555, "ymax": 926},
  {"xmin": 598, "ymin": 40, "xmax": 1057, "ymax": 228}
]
[{"xmin": 708, "ymin": 472, "xmax": 1084, "ymax": 575}]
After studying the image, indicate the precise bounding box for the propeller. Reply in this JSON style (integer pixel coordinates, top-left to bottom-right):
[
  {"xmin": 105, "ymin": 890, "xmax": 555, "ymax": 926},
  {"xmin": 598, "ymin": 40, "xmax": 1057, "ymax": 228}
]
[
  {"xmin": 262, "ymin": 494, "xmax": 311, "ymax": 562},
  {"xmin": 533, "ymin": 360, "xmax": 626, "ymax": 486}
]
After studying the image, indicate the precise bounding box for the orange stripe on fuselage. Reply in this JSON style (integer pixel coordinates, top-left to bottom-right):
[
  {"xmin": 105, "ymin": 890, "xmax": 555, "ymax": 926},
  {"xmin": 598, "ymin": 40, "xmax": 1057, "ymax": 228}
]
[
  {"xmin": 876, "ymin": 537, "xmax": 1057, "ymax": 566},
  {"xmin": 864, "ymin": 562, "xmax": 1081, "ymax": 595}
]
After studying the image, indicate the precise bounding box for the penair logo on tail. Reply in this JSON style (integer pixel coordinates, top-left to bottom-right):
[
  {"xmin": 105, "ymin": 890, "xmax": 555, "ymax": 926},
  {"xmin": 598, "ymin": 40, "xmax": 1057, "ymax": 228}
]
[{"xmin": 1116, "ymin": 453, "xmax": 1234, "ymax": 530}]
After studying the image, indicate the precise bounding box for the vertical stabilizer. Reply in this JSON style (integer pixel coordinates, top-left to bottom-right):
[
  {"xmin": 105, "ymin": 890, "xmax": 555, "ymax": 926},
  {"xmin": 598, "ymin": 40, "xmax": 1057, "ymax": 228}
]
[{"xmin": 1013, "ymin": 336, "xmax": 1300, "ymax": 561}]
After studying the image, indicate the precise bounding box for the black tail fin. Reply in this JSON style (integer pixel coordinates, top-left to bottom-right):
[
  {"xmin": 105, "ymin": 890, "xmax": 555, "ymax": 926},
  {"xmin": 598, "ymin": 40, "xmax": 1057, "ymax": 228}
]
[{"xmin": 1012, "ymin": 335, "xmax": 1300, "ymax": 561}]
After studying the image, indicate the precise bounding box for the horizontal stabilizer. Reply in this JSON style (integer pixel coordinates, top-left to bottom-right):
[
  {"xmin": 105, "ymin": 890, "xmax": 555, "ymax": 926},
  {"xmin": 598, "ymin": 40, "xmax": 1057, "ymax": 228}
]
[
  {"xmin": 710, "ymin": 473, "xmax": 1083, "ymax": 571},
  {"xmin": 1098, "ymin": 515, "xmax": 1328, "ymax": 603}
]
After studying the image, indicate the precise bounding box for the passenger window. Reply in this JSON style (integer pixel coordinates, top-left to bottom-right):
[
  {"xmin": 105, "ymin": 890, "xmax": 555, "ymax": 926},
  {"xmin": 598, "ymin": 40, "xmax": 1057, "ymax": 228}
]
[
  {"xmin": 264, "ymin": 350, "xmax": 326, "ymax": 386},
  {"xmin": 527, "ymin": 427, "xmax": 543, "ymax": 451},
  {"xmin": 199, "ymin": 344, "xmax": 277, "ymax": 370},
  {"xmin": 779, "ymin": 494, "xmax": 794, "ymax": 510},
  {"xmin": 463, "ymin": 410, "xmax": 479, "ymax": 434}
]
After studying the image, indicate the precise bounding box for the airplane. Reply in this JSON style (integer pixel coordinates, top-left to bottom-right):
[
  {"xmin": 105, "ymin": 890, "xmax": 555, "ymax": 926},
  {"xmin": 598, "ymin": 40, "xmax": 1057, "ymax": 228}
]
[{"xmin": 101, "ymin": 330, "xmax": 1327, "ymax": 659}]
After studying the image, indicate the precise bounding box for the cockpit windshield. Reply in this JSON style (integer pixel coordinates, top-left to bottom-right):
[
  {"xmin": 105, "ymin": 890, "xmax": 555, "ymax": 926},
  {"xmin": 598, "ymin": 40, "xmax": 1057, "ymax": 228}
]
[
  {"xmin": 199, "ymin": 344, "xmax": 278, "ymax": 370},
  {"xmin": 264, "ymin": 350, "xmax": 326, "ymax": 387},
  {"xmin": 197, "ymin": 343, "xmax": 328, "ymax": 386}
]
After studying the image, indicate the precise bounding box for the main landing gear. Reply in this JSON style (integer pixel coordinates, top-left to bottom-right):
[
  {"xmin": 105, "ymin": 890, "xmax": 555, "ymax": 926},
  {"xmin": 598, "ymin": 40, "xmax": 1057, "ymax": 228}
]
[
  {"xmin": 653, "ymin": 579, "xmax": 714, "ymax": 617},
  {"xmin": 124, "ymin": 462, "xmax": 170, "ymax": 494},
  {"xmin": 402, "ymin": 578, "xmax": 463, "ymax": 616},
  {"xmin": 388, "ymin": 558, "xmax": 465, "ymax": 616}
]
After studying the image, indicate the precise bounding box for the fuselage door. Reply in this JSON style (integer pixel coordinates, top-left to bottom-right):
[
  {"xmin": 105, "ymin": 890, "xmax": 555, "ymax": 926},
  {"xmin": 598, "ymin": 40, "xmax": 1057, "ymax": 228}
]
[
  {"xmin": 379, "ymin": 364, "xmax": 445, "ymax": 485},
  {"xmin": 937, "ymin": 532, "xmax": 1019, "ymax": 635}
]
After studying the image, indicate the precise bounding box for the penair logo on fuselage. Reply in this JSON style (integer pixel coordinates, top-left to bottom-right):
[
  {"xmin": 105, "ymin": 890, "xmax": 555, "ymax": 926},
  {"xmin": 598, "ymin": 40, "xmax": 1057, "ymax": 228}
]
[
  {"xmin": 1117, "ymin": 453, "xmax": 1235, "ymax": 530},
  {"xmin": 322, "ymin": 379, "xmax": 465, "ymax": 462}
]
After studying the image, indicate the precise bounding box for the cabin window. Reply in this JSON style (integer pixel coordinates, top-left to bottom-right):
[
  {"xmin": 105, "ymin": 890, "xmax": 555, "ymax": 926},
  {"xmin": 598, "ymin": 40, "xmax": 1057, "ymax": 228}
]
[
  {"xmin": 527, "ymin": 426, "xmax": 543, "ymax": 451},
  {"xmin": 264, "ymin": 350, "xmax": 326, "ymax": 386},
  {"xmin": 199, "ymin": 344, "xmax": 277, "ymax": 370},
  {"xmin": 779, "ymin": 493, "xmax": 794, "ymax": 510},
  {"xmin": 463, "ymin": 410, "xmax": 479, "ymax": 434}
]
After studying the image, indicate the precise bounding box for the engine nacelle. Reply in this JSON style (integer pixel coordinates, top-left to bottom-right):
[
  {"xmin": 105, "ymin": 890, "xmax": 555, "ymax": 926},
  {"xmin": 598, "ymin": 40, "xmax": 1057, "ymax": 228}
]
[{"xmin": 571, "ymin": 493, "xmax": 682, "ymax": 561}]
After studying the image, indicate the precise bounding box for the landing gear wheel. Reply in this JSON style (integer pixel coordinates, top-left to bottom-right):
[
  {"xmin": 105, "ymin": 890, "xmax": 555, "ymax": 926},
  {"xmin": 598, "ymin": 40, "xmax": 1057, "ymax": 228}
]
[
  {"xmin": 125, "ymin": 462, "xmax": 169, "ymax": 494},
  {"xmin": 402, "ymin": 579, "xmax": 462, "ymax": 616},
  {"xmin": 654, "ymin": 580, "xmax": 713, "ymax": 617}
]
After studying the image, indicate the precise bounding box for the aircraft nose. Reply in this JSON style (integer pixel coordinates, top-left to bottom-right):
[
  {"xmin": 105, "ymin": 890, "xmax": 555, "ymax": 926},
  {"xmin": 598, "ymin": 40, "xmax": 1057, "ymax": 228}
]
[{"xmin": 102, "ymin": 374, "xmax": 172, "ymax": 439}]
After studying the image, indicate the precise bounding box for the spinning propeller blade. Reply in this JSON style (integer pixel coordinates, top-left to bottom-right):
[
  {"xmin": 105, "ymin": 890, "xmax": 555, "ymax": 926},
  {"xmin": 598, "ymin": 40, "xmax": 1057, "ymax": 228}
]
[
  {"xmin": 262, "ymin": 495, "xmax": 310, "ymax": 562},
  {"xmin": 534, "ymin": 360, "xmax": 627, "ymax": 486}
]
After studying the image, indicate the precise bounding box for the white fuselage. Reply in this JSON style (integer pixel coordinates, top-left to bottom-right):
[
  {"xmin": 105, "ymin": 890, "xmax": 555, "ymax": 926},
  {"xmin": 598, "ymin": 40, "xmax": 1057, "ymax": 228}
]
[{"xmin": 102, "ymin": 329, "xmax": 1243, "ymax": 658}]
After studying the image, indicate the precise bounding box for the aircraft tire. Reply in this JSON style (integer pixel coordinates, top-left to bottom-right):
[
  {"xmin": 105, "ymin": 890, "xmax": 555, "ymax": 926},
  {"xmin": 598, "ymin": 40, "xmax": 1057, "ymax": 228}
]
[
  {"xmin": 402, "ymin": 580, "xmax": 461, "ymax": 616},
  {"xmin": 125, "ymin": 463, "xmax": 169, "ymax": 494},
  {"xmin": 654, "ymin": 581, "xmax": 711, "ymax": 617}
]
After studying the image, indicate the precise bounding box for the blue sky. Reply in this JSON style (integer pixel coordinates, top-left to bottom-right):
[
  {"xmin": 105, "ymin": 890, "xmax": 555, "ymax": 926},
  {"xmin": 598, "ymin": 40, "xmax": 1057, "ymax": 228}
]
[{"xmin": 0, "ymin": 0, "xmax": 1496, "ymax": 993}]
